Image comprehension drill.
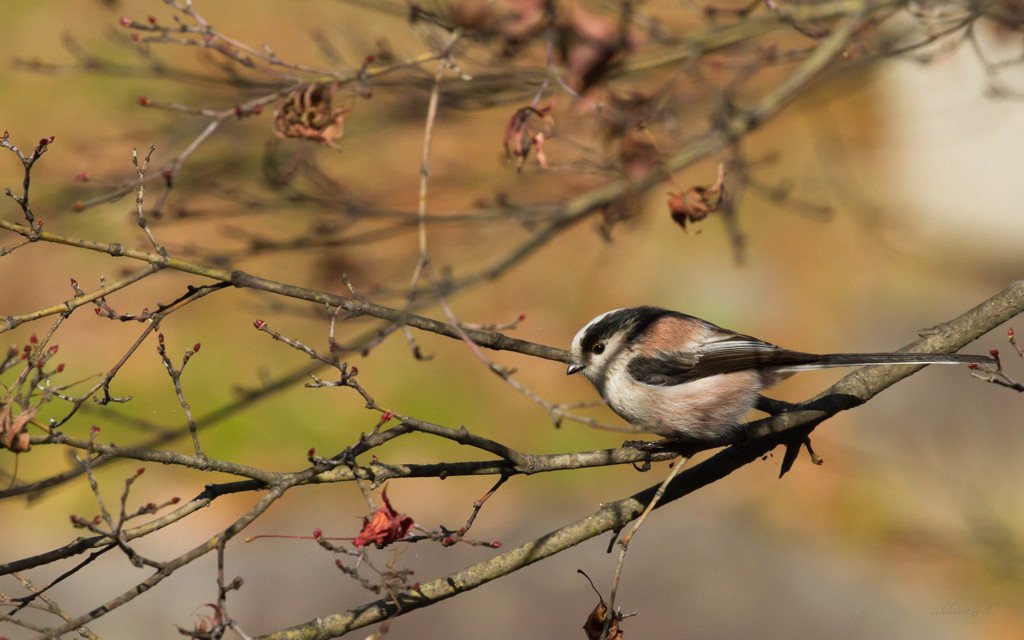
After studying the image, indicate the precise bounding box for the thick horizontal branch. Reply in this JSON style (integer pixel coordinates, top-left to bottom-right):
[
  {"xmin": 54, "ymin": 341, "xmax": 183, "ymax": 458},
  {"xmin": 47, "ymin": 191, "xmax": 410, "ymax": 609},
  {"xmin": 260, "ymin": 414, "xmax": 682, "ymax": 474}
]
[
  {"xmin": 745, "ymin": 277, "xmax": 1024, "ymax": 441},
  {"xmin": 308, "ymin": 444, "xmax": 679, "ymax": 485}
]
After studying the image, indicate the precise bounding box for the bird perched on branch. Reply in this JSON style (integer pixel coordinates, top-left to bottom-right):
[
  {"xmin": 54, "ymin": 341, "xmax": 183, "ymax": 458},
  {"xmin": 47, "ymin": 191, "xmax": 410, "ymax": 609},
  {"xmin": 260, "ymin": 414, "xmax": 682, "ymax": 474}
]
[{"xmin": 568, "ymin": 306, "xmax": 995, "ymax": 444}]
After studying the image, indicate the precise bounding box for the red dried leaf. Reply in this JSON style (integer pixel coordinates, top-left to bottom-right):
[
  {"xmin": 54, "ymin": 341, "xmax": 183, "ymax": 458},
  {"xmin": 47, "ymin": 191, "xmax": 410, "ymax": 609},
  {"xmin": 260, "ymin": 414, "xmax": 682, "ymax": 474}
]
[
  {"xmin": 668, "ymin": 164, "xmax": 726, "ymax": 233},
  {"xmin": 353, "ymin": 487, "xmax": 413, "ymax": 548}
]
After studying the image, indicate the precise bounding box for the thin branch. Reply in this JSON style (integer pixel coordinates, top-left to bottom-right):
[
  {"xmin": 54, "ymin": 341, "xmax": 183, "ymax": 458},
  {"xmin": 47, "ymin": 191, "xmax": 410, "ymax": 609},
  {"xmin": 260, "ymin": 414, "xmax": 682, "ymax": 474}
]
[{"xmin": 34, "ymin": 479, "xmax": 293, "ymax": 639}]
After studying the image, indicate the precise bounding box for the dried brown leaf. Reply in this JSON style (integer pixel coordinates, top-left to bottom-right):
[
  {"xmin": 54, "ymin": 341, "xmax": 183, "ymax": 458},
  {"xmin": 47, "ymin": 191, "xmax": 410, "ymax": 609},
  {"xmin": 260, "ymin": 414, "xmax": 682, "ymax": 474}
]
[
  {"xmin": 503, "ymin": 103, "xmax": 554, "ymax": 171},
  {"xmin": 583, "ymin": 600, "xmax": 623, "ymax": 640},
  {"xmin": 177, "ymin": 604, "xmax": 225, "ymax": 639},
  {"xmin": 273, "ymin": 83, "xmax": 349, "ymax": 148},
  {"xmin": 668, "ymin": 164, "xmax": 727, "ymax": 233},
  {"xmin": 1, "ymin": 403, "xmax": 36, "ymax": 453}
]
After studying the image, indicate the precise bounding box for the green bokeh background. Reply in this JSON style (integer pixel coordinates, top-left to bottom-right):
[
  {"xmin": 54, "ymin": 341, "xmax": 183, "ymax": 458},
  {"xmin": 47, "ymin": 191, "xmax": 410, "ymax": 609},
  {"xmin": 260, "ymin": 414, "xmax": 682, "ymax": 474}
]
[{"xmin": 2, "ymin": 2, "xmax": 1023, "ymax": 639}]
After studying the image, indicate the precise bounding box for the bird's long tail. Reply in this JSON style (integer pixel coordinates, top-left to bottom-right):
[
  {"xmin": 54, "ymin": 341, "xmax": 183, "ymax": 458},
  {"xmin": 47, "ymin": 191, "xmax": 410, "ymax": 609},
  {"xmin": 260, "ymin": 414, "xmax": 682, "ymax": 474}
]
[{"xmin": 783, "ymin": 352, "xmax": 995, "ymax": 371}]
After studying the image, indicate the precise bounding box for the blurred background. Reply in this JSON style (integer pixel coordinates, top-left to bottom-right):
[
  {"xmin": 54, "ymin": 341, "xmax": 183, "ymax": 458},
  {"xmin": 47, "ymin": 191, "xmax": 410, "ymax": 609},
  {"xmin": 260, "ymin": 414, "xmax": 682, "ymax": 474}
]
[{"xmin": 1, "ymin": 1, "xmax": 1022, "ymax": 639}]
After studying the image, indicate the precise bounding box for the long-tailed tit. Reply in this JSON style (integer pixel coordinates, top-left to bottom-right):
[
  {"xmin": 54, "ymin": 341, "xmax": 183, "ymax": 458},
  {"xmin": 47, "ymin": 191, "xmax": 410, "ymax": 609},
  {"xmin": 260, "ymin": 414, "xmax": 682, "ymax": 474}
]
[{"xmin": 568, "ymin": 306, "xmax": 995, "ymax": 443}]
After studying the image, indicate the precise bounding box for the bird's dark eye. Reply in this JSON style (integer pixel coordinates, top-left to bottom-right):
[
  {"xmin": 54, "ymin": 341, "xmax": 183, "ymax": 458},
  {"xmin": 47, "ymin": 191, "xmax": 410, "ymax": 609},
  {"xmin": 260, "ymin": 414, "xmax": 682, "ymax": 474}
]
[{"xmin": 592, "ymin": 342, "xmax": 605, "ymax": 355}]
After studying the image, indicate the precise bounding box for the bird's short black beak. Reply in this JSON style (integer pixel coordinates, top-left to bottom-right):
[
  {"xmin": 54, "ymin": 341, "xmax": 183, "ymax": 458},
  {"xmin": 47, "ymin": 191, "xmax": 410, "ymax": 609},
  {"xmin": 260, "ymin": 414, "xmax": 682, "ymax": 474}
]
[{"xmin": 567, "ymin": 362, "xmax": 585, "ymax": 375}]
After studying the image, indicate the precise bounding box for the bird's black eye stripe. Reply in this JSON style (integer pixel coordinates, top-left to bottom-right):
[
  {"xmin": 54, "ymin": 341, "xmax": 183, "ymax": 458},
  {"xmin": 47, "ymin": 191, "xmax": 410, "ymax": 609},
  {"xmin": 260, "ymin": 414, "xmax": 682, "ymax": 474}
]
[{"xmin": 580, "ymin": 306, "xmax": 676, "ymax": 355}]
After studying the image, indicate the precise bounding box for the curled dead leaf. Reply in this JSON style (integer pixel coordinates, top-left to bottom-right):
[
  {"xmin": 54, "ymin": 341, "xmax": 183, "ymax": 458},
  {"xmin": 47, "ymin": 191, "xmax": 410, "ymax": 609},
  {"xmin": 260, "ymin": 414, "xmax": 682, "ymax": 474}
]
[
  {"xmin": 583, "ymin": 600, "xmax": 623, "ymax": 640},
  {"xmin": 579, "ymin": 569, "xmax": 624, "ymax": 640},
  {"xmin": 1, "ymin": 403, "xmax": 37, "ymax": 453},
  {"xmin": 354, "ymin": 487, "xmax": 413, "ymax": 548},
  {"xmin": 668, "ymin": 164, "xmax": 726, "ymax": 233},
  {"xmin": 273, "ymin": 83, "xmax": 349, "ymax": 147},
  {"xmin": 177, "ymin": 604, "xmax": 225, "ymax": 639},
  {"xmin": 504, "ymin": 103, "xmax": 554, "ymax": 171}
]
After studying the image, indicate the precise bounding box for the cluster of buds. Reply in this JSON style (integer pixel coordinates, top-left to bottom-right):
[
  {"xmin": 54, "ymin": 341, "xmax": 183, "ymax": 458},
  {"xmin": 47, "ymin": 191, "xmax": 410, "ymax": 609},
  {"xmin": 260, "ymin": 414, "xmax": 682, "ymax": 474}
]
[
  {"xmin": 1, "ymin": 334, "xmax": 64, "ymax": 376},
  {"xmin": 966, "ymin": 329, "xmax": 1022, "ymax": 392},
  {"xmin": 69, "ymin": 514, "xmax": 103, "ymax": 528}
]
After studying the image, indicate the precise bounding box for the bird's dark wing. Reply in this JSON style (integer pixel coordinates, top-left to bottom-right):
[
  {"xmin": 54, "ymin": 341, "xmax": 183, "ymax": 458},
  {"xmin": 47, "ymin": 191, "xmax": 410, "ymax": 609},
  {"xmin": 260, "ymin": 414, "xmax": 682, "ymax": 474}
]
[{"xmin": 627, "ymin": 334, "xmax": 821, "ymax": 386}]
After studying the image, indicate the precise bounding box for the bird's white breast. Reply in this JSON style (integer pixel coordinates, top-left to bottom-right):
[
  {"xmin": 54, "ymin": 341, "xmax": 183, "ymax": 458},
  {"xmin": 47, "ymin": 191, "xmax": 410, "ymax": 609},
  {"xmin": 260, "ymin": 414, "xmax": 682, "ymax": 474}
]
[{"xmin": 603, "ymin": 362, "xmax": 764, "ymax": 441}]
